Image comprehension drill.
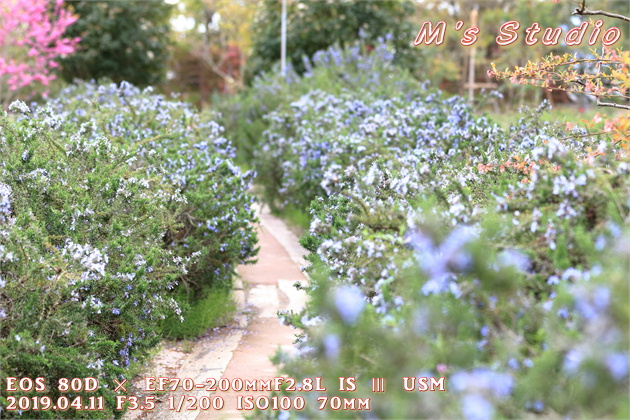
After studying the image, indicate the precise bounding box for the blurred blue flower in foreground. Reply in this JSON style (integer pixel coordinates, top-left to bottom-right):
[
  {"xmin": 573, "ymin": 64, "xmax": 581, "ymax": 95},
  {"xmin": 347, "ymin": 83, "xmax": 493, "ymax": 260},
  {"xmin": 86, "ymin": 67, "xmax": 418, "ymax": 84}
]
[
  {"xmin": 451, "ymin": 368, "xmax": 514, "ymax": 398},
  {"xmin": 406, "ymin": 226, "xmax": 478, "ymax": 296},
  {"xmin": 461, "ymin": 394, "xmax": 494, "ymax": 420},
  {"xmin": 605, "ymin": 353, "xmax": 629, "ymax": 381},
  {"xmin": 323, "ymin": 334, "xmax": 341, "ymax": 360},
  {"xmin": 334, "ymin": 285, "xmax": 365, "ymax": 325}
]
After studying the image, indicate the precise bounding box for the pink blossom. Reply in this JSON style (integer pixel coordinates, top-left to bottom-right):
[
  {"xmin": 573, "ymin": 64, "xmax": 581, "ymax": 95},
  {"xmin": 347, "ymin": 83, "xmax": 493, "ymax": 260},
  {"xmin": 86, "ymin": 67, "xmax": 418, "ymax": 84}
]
[
  {"xmin": 604, "ymin": 120, "xmax": 614, "ymax": 132},
  {"xmin": 0, "ymin": 0, "xmax": 80, "ymax": 104}
]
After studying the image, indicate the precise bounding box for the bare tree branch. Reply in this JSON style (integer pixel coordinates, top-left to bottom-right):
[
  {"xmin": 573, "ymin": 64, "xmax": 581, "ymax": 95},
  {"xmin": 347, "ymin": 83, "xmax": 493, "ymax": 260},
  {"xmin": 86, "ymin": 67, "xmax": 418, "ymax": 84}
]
[
  {"xmin": 573, "ymin": 1, "xmax": 630, "ymax": 23},
  {"xmin": 574, "ymin": 9, "xmax": 630, "ymax": 23},
  {"xmin": 596, "ymin": 100, "xmax": 630, "ymax": 110},
  {"xmin": 195, "ymin": 50, "xmax": 236, "ymax": 84},
  {"xmin": 196, "ymin": 4, "xmax": 239, "ymax": 88}
]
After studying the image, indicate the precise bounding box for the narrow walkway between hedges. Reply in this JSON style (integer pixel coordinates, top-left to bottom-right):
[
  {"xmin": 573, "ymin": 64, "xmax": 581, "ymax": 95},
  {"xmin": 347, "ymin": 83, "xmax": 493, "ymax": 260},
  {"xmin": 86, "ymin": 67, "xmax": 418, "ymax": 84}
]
[{"xmin": 127, "ymin": 204, "xmax": 309, "ymax": 420}]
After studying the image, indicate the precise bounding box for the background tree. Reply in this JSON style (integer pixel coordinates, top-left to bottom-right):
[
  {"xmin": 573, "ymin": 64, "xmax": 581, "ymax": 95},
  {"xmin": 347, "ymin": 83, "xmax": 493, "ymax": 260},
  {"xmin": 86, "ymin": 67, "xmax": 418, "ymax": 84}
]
[
  {"xmin": 165, "ymin": 0, "xmax": 256, "ymax": 101},
  {"xmin": 244, "ymin": 0, "xmax": 419, "ymax": 82},
  {"xmin": 195, "ymin": 0, "xmax": 255, "ymax": 90},
  {"xmin": 59, "ymin": 1, "xmax": 173, "ymax": 87}
]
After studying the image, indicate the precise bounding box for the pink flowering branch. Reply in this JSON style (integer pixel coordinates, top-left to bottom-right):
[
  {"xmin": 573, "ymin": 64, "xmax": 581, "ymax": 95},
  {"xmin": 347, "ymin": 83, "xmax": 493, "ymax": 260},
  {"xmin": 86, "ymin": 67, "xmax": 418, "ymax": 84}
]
[
  {"xmin": 490, "ymin": 2, "xmax": 630, "ymax": 112},
  {"xmin": 489, "ymin": 50, "xmax": 630, "ymax": 111},
  {"xmin": 0, "ymin": 0, "xmax": 80, "ymax": 107}
]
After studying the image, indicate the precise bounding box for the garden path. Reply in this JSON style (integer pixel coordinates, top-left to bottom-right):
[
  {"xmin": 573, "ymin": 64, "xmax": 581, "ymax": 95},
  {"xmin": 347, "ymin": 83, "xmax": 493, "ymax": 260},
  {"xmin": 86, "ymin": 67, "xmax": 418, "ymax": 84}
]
[{"xmin": 124, "ymin": 204, "xmax": 309, "ymax": 420}]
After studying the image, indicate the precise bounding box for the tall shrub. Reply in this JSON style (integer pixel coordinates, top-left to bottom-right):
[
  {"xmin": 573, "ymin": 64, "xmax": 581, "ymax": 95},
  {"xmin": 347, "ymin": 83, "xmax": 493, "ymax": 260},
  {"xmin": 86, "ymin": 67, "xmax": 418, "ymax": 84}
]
[
  {"xmin": 41, "ymin": 81, "xmax": 259, "ymax": 295},
  {"xmin": 0, "ymin": 102, "xmax": 184, "ymax": 418}
]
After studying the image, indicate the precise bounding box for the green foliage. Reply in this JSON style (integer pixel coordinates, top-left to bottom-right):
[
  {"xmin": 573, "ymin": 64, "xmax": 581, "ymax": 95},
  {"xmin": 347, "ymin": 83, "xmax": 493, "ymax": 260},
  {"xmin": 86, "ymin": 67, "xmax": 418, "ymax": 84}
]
[
  {"xmin": 272, "ymin": 105, "xmax": 630, "ymax": 417},
  {"xmin": 241, "ymin": 40, "xmax": 629, "ymax": 417},
  {"xmin": 217, "ymin": 40, "xmax": 420, "ymax": 166},
  {"xmin": 0, "ymin": 81, "xmax": 260, "ymax": 418},
  {"xmin": 43, "ymin": 81, "xmax": 259, "ymax": 294},
  {"xmin": 160, "ymin": 285, "xmax": 235, "ymax": 340},
  {"xmin": 0, "ymin": 103, "xmax": 183, "ymax": 418},
  {"xmin": 60, "ymin": 1, "xmax": 173, "ymax": 87}
]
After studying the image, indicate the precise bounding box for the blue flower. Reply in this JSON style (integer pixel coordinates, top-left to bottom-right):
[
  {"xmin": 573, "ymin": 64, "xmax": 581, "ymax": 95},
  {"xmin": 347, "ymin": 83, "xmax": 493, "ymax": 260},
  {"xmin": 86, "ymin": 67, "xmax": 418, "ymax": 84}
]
[
  {"xmin": 547, "ymin": 275, "xmax": 560, "ymax": 285},
  {"xmin": 562, "ymin": 268, "xmax": 582, "ymax": 281},
  {"xmin": 408, "ymin": 226, "xmax": 477, "ymax": 296},
  {"xmin": 592, "ymin": 287, "xmax": 610, "ymax": 311},
  {"xmin": 563, "ymin": 349, "xmax": 583, "ymax": 374},
  {"xmin": 525, "ymin": 400, "xmax": 544, "ymax": 413},
  {"xmin": 605, "ymin": 353, "xmax": 629, "ymax": 381},
  {"xmin": 497, "ymin": 249, "xmax": 530, "ymax": 272},
  {"xmin": 278, "ymin": 410, "xmax": 290, "ymax": 420},
  {"xmin": 334, "ymin": 285, "xmax": 365, "ymax": 325},
  {"xmin": 557, "ymin": 307, "xmax": 569, "ymax": 319},
  {"xmin": 480, "ymin": 326, "xmax": 490, "ymax": 337},
  {"xmin": 461, "ymin": 394, "xmax": 494, "ymax": 420},
  {"xmin": 594, "ymin": 235, "xmax": 606, "ymax": 251},
  {"xmin": 451, "ymin": 368, "xmax": 513, "ymax": 398},
  {"xmin": 507, "ymin": 358, "xmax": 519, "ymax": 370},
  {"xmin": 323, "ymin": 334, "xmax": 341, "ymax": 360}
]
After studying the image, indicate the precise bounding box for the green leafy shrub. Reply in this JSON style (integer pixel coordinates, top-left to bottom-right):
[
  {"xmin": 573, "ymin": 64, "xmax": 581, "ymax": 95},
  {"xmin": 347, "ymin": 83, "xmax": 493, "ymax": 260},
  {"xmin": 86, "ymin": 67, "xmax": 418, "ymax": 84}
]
[
  {"xmin": 40, "ymin": 81, "xmax": 259, "ymax": 295},
  {"xmin": 276, "ymin": 219, "xmax": 629, "ymax": 419},
  {"xmin": 217, "ymin": 41, "xmax": 420, "ymax": 165},
  {"xmin": 270, "ymin": 100, "xmax": 630, "ymax": 418},
  {"xmin": 243, "ymin": 41, "xmax": 629, "ymax": 417},
  {"xmin": 0, "ymin": 80, "xmax": 260, "ymax": 418},
  {"xmin": 0, "ymin": 102, "xmax": 184, "ymax": 418}
]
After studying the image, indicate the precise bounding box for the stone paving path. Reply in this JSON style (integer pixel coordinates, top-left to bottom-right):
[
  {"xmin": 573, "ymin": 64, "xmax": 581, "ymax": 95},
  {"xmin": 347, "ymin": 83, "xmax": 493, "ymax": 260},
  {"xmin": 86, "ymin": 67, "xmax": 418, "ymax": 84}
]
[{"xmin": 125, "ymin": 204, "xmax": 308, "ymax": 420}]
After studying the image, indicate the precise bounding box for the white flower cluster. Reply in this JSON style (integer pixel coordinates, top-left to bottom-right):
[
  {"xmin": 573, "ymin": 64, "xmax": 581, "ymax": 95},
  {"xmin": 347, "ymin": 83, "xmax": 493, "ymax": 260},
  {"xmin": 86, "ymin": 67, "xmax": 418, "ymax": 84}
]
[{"xmin": 62, "ymin": 240, "xmax": 108, "ymax": 282}]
